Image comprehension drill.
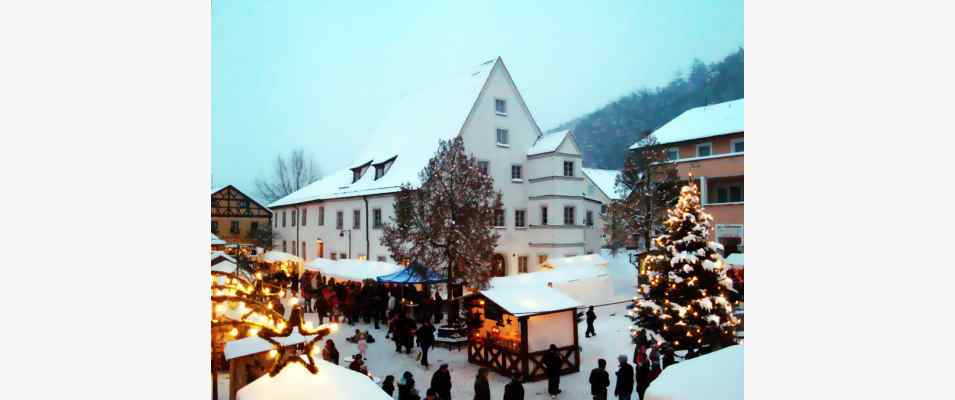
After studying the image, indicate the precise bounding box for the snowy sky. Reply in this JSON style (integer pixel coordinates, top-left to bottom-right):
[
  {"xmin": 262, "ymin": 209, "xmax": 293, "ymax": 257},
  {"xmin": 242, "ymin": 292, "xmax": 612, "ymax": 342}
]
[{"xmin": 212, "ymin": 0, "xmax": 743, "ymax": 196}]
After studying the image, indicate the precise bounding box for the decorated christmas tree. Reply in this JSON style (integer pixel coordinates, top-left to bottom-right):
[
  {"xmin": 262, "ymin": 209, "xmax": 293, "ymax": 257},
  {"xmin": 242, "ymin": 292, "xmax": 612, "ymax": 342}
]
[{"xmin": 630, "ymin": 180, "xmax": 740, "ymax": 352}]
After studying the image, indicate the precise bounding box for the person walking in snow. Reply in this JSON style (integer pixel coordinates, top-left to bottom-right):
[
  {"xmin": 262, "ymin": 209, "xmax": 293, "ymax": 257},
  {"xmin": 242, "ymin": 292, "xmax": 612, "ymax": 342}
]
[
  {"xmin": 543, "ymin": 344, "xmax": 563, "ymax": 398},
  {"xmin": 473, "ymin": 368, "xmax": 490, "ymax": 400},
  {"xmin": 614, "ymin": 355, "xmax": 634, "ymax": 400},
  {"xmin": 590, "ymin": 358, "xmax": 610, "ymax": 400},
  {"xmin": 585, "ymin": 306, "xmax": 597, "ymax": 337},
  {"xmin": 503, "ymin": 376, "xmax": 524, "ymax": 400},
  {"xmin": 398, "ymin": 371, "xmax": 418, "ymax": 400},
  {"xmin": 417, "ymin": 320, "xmax": 435, "ymax": 367},
  {"xmin": 430, "ymin": 364, "xmax": 452, "ymax": 400},
  {"xmin": 634, "ymin": 341, "xmax": 651, "ymax": 400}
]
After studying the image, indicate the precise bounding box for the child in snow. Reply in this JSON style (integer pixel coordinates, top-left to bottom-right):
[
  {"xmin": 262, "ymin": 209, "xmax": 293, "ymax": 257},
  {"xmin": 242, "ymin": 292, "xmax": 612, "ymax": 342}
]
[{"xmin": 358, "ymin": 331, "xmax": 368, "ymax": 360}]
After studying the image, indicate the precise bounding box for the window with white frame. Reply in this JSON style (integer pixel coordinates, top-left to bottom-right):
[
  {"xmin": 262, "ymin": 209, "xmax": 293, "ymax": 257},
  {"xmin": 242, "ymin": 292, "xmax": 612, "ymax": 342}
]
[
  {"xmin": 496, "ymin": 129, "xmax": 509, "ymax": 146},
  {"xmin": 563, "ymin": 206, "xmax": 575, "ymax": 225},
  {"xmin": 319, "ymin": 207, "xmax": 325, "ymax": 226},
  {"xmin": 732, "ymin": 138, "xmax": 744, "ymax": 153},
  {"xmin": 511, "ymin": 164, "xmax": 522, "ymax": 180},
  {"xmin": 540, "ymin": 206, "xmax": 548, "ymax": 225},
  {"xmin": 514, "ymin": 209, "xmax": 526, "ymax": 227},
  {"xmin": 282, "ymin": 211, "xmax": 286, "ymax": 227},
  {"xmin": 291, "ymin": 210, "xmax": 297, "ymax": 226},
  {"xmin": 301, "ymin": 208, "xmax": 307, "ymax": 226},
  {"xmin": 477, "ymin": 160, "xmax": 489, "ymax": 175},
  {"xmin": 518, "ymin": 256, "xmax": 528, "ymax": 273},
  {"xmin": 585, "ymin": 210, "xmax": 594, "ymax": 227},
  {"xmin": 373, "ymin": 208, "xmax": 382, "ymax": 229},
  {"xmin": 353, "ymin": 209, "xmax": 361, "ymax": 230},
  {"xmin": 666, "ymin": 147, "xmax": 680, "ymax": 161},
  {"xmin": 495, "ymin": 99, "xmax": 507, "ymax": 115},
  {"xmin": 336, "ymin": 211, "xmax": 343, "ymax": 230},
  {"xmin": 563, "ymin": 161, "xmax": 574, "ymax": 177},
  {"xmin": 696, "ymin": 143, "xmax": 712, "ymax": 157}
]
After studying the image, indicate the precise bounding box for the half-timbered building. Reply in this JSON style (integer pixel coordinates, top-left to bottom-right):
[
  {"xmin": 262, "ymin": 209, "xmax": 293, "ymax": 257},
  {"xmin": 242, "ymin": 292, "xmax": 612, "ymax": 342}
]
[{"xmin": 212, "ymin": 185, "xmax": 272, "ymax": 246}]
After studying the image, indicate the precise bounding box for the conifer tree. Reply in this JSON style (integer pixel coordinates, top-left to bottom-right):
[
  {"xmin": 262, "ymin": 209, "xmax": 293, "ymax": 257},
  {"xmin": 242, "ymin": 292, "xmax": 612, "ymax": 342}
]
[{"xmin": 630, "ymin": 180, "xmax": 740, "ymax": 352}]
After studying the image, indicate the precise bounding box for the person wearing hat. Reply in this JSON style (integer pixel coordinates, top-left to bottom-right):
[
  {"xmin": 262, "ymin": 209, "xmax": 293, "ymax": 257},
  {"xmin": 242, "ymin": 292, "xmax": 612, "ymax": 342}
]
[
  {"xmin": 614, "ymin": 354, "xmax": 634, "ymax": 400},
  {"xmin": 430, "ymin": 364, "xmax": 452, "ymax": 400}
]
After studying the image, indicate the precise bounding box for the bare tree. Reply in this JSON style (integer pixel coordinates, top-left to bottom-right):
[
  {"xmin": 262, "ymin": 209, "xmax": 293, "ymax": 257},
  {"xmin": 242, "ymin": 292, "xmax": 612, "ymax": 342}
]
[
  {"xmin": 255, "ymin": 148, "xmax": 321, "ymax": 204},
  {"xmin": 615, "ymin": 134, "xmax": 681, "ymax": 252}
]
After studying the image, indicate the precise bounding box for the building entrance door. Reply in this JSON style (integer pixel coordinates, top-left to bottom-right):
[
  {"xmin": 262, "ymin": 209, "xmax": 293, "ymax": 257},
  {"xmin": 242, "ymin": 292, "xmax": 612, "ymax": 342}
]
[
  {"xmin": 491, "ymin": 254, "xmax": 506, "ymax": 277},
  {"xmin": 316, "ymin": 240, "xmax": 324, "ymax": 258}
]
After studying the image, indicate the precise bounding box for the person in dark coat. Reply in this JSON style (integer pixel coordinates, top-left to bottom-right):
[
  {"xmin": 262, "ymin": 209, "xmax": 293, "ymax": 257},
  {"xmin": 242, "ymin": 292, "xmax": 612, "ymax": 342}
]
[
  {"xmin": 590, "ymin": 358, "xmax": 610, "ymax": 400},
  {"xmin": 321, "ymin": 339, "xmax": 339, "ymax": 365},
  {"xmin": 382, "ymin": 375, "xmax": 396, "ymax": 397},
  {"xmin": 433, "ymin": 291, "xmax": 444, "ymax": 323},
  {"xmin": 613, "ymin": 355, "xmax": 634, "ymax": 400},
  {"xmin": 398, "ymin": 371, "xmax": 417, "ymax": 400},
  {"xmin": 542, "ymin": 344, "xmax": 563, "ymax": 398},
  {"xmin": 417, "ymin": 321, "xmax": 435, "ymax": 367},
  {"xmin": 430, "ymin": 364, "xmax": 452, "ymax": 400},
  {"xmin": 585, "ymin": 306, "xmax": 597, "ymax": 337},
  {"xmin": 634, "ymin": 342, "xmax": 651, "ymax": 400},
  {"xmin": 473, "ymin": 368, "xmax": 490, "ymax": 400},
  {"xmin": 503, "ymin": 376, "xmax": 524, "ymax": 400}
]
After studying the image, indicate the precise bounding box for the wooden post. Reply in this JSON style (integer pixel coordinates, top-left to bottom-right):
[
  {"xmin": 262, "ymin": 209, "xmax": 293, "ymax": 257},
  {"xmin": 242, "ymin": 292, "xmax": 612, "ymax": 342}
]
[
  {"xmin": 519, "ymin": 316, "xmax": 529, "ymax": 381},
  {"xmin": 570, "ymin": 309, "xmax": 580, "ymax": 373}
]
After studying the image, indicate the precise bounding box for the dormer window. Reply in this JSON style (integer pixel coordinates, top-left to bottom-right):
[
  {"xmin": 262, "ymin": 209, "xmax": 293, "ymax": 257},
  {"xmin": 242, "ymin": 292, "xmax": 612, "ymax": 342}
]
[
  {"xmin": 350, "ymin": 160, "xmax": 373, "ymax": 183},
  {"xmin": 372, "ymin": 156, "xmax": 397, "ymax": 180}
]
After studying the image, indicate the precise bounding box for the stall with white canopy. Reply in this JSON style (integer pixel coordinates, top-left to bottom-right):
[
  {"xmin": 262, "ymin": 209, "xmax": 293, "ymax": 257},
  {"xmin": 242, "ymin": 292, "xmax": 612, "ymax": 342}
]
[
  {"xmin": 237, "ymin": 358, "xmax": 392, "ymax": 400},
  {"xmin": 304, "ymin": 258, "xmax": 403, "ymax": 282}
]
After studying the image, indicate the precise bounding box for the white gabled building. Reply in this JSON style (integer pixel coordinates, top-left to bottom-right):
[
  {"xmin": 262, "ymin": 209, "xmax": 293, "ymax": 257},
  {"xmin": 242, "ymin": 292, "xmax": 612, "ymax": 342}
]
[{"xmin": 268, "ymin": 57, "xmax": 605, "ymax": 276}]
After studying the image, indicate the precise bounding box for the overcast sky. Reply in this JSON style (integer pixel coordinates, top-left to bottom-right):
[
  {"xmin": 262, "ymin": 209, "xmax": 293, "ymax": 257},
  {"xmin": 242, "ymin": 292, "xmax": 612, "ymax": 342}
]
[{"xmin": 213, "ymin": 0, "xmax": 743, "ymax": 197}]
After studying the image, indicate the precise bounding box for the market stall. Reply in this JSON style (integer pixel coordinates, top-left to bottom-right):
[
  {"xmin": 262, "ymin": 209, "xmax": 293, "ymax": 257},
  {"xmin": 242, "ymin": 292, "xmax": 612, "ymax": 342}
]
[
  {"xmin": 539, "ymin": 254, "xmax": 608, "ymax": 270},
  {"xmin": 259, "ymin": 251, "xmax": 305, "ymax": 276},
  {"xmin": 212, "ymin": 233, "xmax": 227, "ymax": 250},
  {"xmin": 237, "ymin": 358, "xmax": 391, "ymax": 400},
  {"xmin": 467, "ymin": 286, "xmax": 581, "ymax": 381},
  {"xmin": 305, "ymin": 258, "xmax": 403, "ymax": 282},
  {"xmin": 224, "ymin": 329, "xmax": 319, "ymax": 400},
  {"xmin": 374, "ymin": 261, "xmax": 447, "ymax": 285},
  {"xmin": 489, "ymin": 264, "xmax": 614, "ymax": 306},
  {"xmin": 644, "ymin": 345, "xmax": 743, "ymax": 400}
]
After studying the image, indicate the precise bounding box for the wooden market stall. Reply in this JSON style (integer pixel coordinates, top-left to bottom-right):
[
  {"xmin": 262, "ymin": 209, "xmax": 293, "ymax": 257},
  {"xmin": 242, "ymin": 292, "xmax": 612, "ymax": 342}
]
[
  {"xmin": 223, "ymin": 329, "xmax": 318, "ymax": 400},
  {"xmin": 467, "ymin": 286, "xmax": 582, "ymax": 381}
]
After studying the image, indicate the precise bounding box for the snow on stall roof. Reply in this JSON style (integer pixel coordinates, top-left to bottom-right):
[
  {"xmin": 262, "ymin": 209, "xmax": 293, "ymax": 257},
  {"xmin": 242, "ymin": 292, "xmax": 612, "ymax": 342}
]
[
  {"xmin": 212, "ymin": 259, "xmax": 237, "ymax": 274},
  {"xmin": 238, "ymin": 358, "xmax": 392, "ymax": 400},
  {"xmin": 211, "ymin": 233, "xmax": 226, "ymax": 245},
  {"xmin": 304, "ymin": 258, "xmax": 403, "ymax": 282},
  {"xmin": 582, "ymin": 168, "xmax": 626, "ymax": 200},
  {"xmin": 224, "ymin": 328, "xmax": 317, "ymax": 361},
  {"xmin": 527, "ymin": 129, "xmax": 569, "ymax": 156},
  {"xmin": 630, "ymin": 99, "xmax": 744, "ymax": 149},
  {"xmin": 481, "ymin": 285, "xmax": 580, "ymax": 315},
  {"xmin": 261, "ymin": 251, "xmax": 303, "ymax": 264},
  {"xmin": 269, "ymin": 59, "xmax": 498, "ymax": 208},
  {"xmin": 645, "ymin": 345, "xmax": 743, "ymax": 400},
  {"xmin": 211, "ymin": 251, "xmax": 237, "ymax": 264},
  {"xmin": 725, "ymin": 253, "xmax": 743, "ymax": 267},
  {"xmin": 541, "ymin": 254, "xmax": 609, "ymax": 270}
]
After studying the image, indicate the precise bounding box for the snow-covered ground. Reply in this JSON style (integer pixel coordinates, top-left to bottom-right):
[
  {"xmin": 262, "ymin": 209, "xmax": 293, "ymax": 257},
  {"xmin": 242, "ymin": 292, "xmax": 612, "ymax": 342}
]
[{"xmin": 218, "ymin": 251, "xmax": 640, "ymax": 399}]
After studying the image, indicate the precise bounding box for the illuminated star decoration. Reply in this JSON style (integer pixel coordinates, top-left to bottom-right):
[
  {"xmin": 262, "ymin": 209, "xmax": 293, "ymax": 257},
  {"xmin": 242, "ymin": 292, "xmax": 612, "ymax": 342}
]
[{"xmin": 256, "ymin": 304, "xmax": 335, "ymax": 377}]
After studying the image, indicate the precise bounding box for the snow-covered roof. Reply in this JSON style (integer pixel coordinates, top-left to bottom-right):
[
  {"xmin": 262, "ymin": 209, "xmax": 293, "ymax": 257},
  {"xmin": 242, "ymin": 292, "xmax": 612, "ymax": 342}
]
[
  {"xmin": 541, "ymin": 254, "xmax": 609, "ymax": 270},
  {"xmin": 238, "ymin": 359, "xmax": 392, "ymax": 400},
  {"xmin": 269, "ymin": 60, "xmax": 499, "ymax": 208},
  {"xmin": 261, "ymin": 251, "xmax": 304, "ymax": 264},
  {"xmin": 582, "ymin": 168, "xmax": 625, "ymax": 200},
  {"xmin": 211, "ymin": 233, "xmax": 226, "ymax": 245},
  {"xmin": 725, "ymin": 253, "xmax": 743, "ymax": 267},
  {"xmin": 480, "ymin": 286, "xmax": 580, "ymax": 315},
  {"xmin": 645, "ymin": 345, "xmax": 743, "ymax": 400},
  {"xmin": 630, "ymin": 99, "xmax": 744, "ymax": 149},
  {"xmin": 527, "ymin": 129, "xmax": 570, "ymax": 156},
  {"xmin": 212, "ymin": 251, "xmax": 237, "ymax": 264},
  {"xmin": 212, "ymin": 259, "xmax": 237, "ymax": 274},
  {"xmin": 304, "ymin": 258, "xmax": 403, "ymax": 282},
  {"xmin": 224, "ymin": 328, "xmax": 317, "ymax": 360}
]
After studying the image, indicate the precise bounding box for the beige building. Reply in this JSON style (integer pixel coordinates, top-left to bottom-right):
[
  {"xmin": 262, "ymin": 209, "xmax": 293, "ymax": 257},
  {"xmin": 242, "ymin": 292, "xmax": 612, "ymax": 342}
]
[
  {"xmin": 211, "ymin": 185, "xmax": 272, "ymax": 246},
  {"xmin": 269, "ymin": 58, "xmax": 609, "ymax": 276}
]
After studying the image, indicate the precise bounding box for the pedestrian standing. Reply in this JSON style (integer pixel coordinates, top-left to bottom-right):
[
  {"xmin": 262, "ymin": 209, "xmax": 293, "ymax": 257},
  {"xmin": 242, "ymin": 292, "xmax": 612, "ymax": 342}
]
[
  {"xmin": 358, "ymin": 330, "xmax": 369, "ymax": 361},
  {"xmin": 634, "ymin": 341, "xmax": 650, "ymax": 400},
  {"xmin": 433, "ymin": 291, "xmax": 444, "ymax": 324},
  {"xmin": 589, "ymin": 358, "xmax": 610, "ymax": 400},
  {"xmin": 473, "ymin": 368, "xmax": 490, "ymax": 400},
  {"xmin": 382, "ymin": 375, "xmax": 396, "ymax": 397},
  {"xmin": 430, "ymin": 364, "xmax": 452, "ymax": 400},
  {"xmin": 542, "ymin": 344, "xmax": 563, "ymax": 398},
  {"xmin": 398, "ymin": 371, "xmax": 417, "ymax": 400},
  {"xmin": 613, "ymin": 355, "xmax": 634, "ymax": 400},
  {"xmin": 417, "ymin": 320, "xmax": 435, "ymax": 367},
  {"xmin": 503, "ymin": 376, "xmax": 524, "ymax": 400},
  {"xmin": 585, "ymin": 306, "xmax": 597, "ymax": 337}
]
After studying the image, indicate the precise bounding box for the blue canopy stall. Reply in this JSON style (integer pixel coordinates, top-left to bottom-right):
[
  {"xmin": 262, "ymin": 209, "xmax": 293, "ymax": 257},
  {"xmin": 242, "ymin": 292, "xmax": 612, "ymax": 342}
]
[{"xmin": 375, "ymin": 261, "xmax": 447, "ymax": 284}]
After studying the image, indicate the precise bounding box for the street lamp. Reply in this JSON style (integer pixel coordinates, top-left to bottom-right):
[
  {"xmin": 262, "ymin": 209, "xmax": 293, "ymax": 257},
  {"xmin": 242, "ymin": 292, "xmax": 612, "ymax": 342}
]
[{"xmin": 339, "ymin": 230, "xmax": 352, "ymax": 259}]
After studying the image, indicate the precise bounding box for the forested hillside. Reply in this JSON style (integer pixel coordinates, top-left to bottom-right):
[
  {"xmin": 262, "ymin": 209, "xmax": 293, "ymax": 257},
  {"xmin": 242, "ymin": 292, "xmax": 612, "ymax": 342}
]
[{"xmin": 551, "ymin": 48, "xmax": 743, "ymax": 169}]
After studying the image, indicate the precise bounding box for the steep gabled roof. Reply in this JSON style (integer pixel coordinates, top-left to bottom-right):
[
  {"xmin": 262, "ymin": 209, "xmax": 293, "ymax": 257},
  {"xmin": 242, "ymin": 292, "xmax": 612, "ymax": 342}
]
[
  {"xmin": 212, "ymin": 184, "xmax": 273, "ymax": 214},
  {"xmin": 630, "ymin": 98, "xmax": 744, "ymax": 149},
  {"xmin": 582, "ymin": 168, "xmax": 625, "ymax": 200},
  {"xmin": 270, "ymin": 59, "xmax": 501, "ymax": 208},
  {"xmin": 527, "ymin": 129, "xmax": 570, "ymax": 156}
]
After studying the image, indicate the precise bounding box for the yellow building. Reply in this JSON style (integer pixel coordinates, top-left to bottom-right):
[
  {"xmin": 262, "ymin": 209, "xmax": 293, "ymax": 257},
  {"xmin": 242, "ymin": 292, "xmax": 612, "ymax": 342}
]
[{"xmin": 211, "ymin": 185, "xmax": 272, "ymax": 246}]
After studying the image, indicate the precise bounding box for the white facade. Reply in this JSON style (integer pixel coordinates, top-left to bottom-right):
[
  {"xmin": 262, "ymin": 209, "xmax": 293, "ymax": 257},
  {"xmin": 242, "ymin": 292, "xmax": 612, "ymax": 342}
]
[{"xmin": 269, "ymin": 58, "xmax": 607, "ymax": 276}]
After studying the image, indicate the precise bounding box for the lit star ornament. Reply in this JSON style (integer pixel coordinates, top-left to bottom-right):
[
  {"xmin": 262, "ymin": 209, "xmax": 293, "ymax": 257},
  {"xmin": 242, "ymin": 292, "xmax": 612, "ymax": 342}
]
[{"xmin": 256, "ymin": 304, "xmax": 336, "ymax": 377}]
